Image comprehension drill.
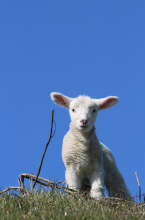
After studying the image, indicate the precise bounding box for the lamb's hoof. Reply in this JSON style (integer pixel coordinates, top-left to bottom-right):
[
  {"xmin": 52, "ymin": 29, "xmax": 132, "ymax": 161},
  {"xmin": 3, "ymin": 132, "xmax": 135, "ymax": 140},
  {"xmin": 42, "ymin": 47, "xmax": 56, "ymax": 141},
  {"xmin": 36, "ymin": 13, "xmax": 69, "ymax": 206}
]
[{"xmin": 90, "ymin": 190, "xmax": 105, "ymax": 200}]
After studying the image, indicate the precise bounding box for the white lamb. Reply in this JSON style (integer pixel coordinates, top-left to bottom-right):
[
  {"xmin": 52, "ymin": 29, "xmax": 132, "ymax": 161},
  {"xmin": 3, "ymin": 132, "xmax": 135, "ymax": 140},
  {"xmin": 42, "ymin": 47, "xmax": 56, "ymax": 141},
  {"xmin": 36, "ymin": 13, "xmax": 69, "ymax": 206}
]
[{"xmin": 51, "ymin": 92, "xmax": 131, "ymax": 199}]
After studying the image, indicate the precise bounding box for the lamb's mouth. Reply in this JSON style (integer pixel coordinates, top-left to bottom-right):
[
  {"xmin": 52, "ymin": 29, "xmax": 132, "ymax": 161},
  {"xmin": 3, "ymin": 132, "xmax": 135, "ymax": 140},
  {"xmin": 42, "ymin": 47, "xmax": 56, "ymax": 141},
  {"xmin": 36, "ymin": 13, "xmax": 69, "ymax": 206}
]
[{"xmin": 80, "ymin": 125, "xmax": 88, "ymax": 129}]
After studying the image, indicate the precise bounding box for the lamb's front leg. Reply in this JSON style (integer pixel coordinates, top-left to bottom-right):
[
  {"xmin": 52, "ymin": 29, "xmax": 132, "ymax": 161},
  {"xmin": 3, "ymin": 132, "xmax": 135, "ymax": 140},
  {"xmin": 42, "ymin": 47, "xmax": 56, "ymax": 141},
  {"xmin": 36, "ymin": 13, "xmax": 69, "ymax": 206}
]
[
  {"xmin": 65, "ymin": 169, "xmax": 82, "ymax": 192},
  {"xmin": 90, "ymin": 168, "xmax": 105, "ymax": 199}
]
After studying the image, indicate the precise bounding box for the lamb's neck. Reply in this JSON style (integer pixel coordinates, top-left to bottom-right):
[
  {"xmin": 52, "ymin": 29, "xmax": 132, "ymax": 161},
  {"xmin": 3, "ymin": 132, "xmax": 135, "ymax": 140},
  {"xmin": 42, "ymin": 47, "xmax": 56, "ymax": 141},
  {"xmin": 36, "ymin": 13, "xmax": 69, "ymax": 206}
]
[{"xmin": 69, "ymin": 122, "xmax": 96, "ymax": 144}]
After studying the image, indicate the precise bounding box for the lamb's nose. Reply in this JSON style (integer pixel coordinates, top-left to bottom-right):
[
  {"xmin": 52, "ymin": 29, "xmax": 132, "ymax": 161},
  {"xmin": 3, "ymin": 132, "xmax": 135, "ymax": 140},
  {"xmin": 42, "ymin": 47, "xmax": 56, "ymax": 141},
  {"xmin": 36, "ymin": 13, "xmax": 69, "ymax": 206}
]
[{"xmin": 80, "ymin": 120, "xmax": 88, "ymax": 125}]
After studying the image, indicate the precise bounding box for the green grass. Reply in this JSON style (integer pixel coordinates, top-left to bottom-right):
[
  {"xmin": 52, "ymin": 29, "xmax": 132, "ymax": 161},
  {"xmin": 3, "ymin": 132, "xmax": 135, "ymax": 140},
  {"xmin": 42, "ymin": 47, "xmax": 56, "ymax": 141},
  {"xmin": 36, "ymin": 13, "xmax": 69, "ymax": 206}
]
[{"xmin": 0, "ymin": 189, "xmax": 144, "ymax": 220}]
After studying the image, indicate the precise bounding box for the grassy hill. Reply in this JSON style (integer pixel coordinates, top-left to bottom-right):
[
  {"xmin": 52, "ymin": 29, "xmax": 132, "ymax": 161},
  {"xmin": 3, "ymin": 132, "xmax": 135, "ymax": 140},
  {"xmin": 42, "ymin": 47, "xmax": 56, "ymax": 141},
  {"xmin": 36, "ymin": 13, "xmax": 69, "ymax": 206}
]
[{"xmin": 0, "ymin": 189, "xmax": 144, "ymax": 220}]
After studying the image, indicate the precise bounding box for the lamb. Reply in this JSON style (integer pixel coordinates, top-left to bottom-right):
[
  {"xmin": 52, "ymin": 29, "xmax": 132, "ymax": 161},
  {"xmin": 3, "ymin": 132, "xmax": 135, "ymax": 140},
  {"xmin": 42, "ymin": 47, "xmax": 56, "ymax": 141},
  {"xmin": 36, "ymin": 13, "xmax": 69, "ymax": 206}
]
[{"xmin": 51, "ymin": 92, "xmax": 131, "ymax": 199}]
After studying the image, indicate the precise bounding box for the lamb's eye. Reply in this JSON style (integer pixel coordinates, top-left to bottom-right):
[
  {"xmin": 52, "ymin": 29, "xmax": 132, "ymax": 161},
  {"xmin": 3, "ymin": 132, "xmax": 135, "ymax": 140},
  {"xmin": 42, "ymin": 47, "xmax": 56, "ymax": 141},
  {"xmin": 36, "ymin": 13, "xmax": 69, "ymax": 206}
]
[
  {"xmin": 93, "ymin": 109, "xmax": 96, "ymax": 113},
  {"xmin": 72, "ymin": 109, "xmax": 75, "ymax": 112}
]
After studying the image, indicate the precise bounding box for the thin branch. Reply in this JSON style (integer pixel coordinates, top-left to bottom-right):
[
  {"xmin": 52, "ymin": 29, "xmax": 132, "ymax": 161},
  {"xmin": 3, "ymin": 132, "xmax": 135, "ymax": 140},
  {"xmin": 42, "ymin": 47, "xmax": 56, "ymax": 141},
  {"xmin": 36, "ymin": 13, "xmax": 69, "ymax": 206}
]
[
  {"xmin": 20, "ymin": 173, "xmax": 54, "ymax": 185},
  {"xmin": 19, "ymin": 173, "xmax": 77, "ymax": 195},
  {"xmin": 135, "ymin": 172, "xmax": 140, "ymax": 187},
  {"xmin": 33, "ymin": 110, "xmax": 55, "ymax": 189},
  {"xmin": 131, "ymin": 193, "xmax": 145, "ymax": 199},
  {"xmin": 0, "ymin": 187, "xmax": 21, "ymax": 195},
  {"xmin": 135, "ymin": 172, "xmax": 141, "ymax": 203}
]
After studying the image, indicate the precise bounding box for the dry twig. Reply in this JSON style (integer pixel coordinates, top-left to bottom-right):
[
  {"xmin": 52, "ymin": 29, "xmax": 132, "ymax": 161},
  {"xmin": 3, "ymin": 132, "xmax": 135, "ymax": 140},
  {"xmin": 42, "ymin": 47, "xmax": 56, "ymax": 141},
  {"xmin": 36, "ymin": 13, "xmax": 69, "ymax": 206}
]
[
  {"xmin": 33, "ymin": 110, "xmax": 56, "ymax": 189},
  {"xmin": 19, "ymin": 173, "xmax": 77, "ymax": 194},
  {"xmin": 0, "ymin": 187, "xmax": 21, "ymax": 195},
  {"xmin": 135, "ymin": 172, "xmax": 141, "ymax": 203}
]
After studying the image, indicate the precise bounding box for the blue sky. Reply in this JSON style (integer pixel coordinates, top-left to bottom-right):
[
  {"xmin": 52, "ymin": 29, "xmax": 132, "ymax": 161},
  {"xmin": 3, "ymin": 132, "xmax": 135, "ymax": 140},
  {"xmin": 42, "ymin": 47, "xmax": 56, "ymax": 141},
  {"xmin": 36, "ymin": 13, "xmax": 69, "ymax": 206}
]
[{"xmin": 0, "ymin": 1, "xmax": 145, "ymax": 200}]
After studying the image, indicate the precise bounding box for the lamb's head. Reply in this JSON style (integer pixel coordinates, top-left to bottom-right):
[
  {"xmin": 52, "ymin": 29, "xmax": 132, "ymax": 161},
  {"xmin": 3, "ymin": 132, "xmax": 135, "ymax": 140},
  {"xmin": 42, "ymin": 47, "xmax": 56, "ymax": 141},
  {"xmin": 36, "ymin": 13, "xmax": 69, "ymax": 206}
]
[{"xmin": 51, "ymin": 92, "xmax": 118, "ymax": 132}]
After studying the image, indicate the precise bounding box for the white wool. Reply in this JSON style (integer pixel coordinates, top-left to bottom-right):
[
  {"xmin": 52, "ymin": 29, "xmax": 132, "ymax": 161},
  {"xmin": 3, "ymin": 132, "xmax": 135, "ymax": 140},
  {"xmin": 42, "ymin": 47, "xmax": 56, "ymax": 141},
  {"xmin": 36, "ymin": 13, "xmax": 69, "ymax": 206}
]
[{"xmin": 51, "ymin": 92, "xmax": 131, "ymax": 199}]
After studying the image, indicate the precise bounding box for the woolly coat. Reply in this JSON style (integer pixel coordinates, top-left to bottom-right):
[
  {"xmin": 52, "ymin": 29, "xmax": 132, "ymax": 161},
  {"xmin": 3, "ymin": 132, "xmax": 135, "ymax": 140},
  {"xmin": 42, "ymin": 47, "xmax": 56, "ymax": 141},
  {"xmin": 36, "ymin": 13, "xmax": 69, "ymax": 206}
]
[
  {"xmin": 62, "ymin": 122, "xmax": 103, "ymax": 174},
  {"xmin": 62, "ymin": 122, "xmax": 131, "ymax": 198}
]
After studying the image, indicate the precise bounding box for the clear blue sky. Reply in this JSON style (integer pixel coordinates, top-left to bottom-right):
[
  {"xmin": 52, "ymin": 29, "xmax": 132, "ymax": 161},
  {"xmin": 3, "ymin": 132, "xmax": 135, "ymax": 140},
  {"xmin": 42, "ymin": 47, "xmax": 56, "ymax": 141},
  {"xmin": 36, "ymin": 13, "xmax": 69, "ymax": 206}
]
[{"xmin": 0, "ymin": 1, "xmax": 145, "ymax": 200}]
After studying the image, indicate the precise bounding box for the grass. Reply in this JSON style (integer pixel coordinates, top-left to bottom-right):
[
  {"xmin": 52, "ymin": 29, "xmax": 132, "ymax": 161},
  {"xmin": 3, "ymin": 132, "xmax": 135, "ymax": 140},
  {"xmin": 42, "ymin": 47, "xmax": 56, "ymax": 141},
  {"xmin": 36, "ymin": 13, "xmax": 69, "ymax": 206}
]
[{"xmin": 0, "ymin": 188, "xmax": 145, "ymax": 220}]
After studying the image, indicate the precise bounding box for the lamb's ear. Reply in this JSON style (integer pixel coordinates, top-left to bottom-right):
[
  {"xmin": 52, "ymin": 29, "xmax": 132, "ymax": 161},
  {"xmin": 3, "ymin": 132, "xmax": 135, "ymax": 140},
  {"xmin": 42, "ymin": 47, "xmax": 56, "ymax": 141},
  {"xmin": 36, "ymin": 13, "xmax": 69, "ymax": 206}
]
[
  {"xmin": 95, "ymin": 96, "xmax": 118, "ymax": 110},
  {"xmin": 50, "ymin": 92, "xmax": 72, "ymax": 109}
]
